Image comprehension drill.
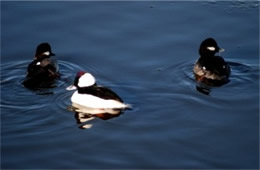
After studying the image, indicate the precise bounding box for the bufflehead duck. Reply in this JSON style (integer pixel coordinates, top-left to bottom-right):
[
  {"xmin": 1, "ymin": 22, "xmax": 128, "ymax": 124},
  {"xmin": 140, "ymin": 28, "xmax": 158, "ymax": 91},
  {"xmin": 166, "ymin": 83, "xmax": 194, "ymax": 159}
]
[
  {"xmin": 193, "ymin": 38, "xmax": 231, "ymax": 86},
  {"xmin": 23, "ymin": 43, "xmax": 60, "ymax": 88},
  {"xmin": 67, "ymin": 71, "xmax": 130, "ymax": 110}
]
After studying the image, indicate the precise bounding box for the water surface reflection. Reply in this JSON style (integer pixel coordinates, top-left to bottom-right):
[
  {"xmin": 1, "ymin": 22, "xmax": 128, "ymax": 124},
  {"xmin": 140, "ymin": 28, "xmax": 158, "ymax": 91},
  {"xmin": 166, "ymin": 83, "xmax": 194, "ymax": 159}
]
[{"xmin": 69, "ymin": 103, "xmax": 124, "ymax": 129}]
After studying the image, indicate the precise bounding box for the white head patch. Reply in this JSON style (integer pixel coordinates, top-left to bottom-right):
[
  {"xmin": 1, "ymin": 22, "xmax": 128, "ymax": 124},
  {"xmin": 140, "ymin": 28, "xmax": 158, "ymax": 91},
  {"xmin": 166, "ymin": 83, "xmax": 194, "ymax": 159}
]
[
  {"xmin": 207, "ymin": 46, "xmax": 216, "ymax": 51},
  {"xmin": 43, "ymin": 51, "xmax": 50, "ymax": 56},
  {"xmin": 78, "ymin": 73, "xmax": 96, "ymax": 88}
]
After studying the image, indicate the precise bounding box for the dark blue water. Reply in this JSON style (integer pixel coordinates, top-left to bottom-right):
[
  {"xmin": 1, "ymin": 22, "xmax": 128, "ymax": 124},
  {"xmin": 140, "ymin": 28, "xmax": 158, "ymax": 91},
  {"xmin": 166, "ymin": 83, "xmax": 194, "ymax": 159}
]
[{"xmin": 1, "ymin": 1, "xmax": 259, "ymax": 169}]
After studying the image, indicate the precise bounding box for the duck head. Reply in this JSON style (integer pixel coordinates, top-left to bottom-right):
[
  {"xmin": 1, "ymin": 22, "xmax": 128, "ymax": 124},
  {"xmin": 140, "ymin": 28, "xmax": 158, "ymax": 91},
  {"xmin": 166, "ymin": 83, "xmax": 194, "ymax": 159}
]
[
  {"xmin": 67, "ymin": 71, "xmax": 96, "ymax": 90},
  {"xmin": 35, "ymin": 42, "xmax": 55, "ymax": 59},
  {"xmin": 199, "ymin": 38, "xmax": 224, "ymax": 57}
]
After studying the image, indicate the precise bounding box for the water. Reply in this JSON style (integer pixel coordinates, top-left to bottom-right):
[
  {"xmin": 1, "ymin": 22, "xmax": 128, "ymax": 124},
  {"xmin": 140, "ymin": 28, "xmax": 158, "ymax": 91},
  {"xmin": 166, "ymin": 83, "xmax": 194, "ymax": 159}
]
[{"xmin": 1, "ymin": 1, "xmax": 259, "ymax": 169}]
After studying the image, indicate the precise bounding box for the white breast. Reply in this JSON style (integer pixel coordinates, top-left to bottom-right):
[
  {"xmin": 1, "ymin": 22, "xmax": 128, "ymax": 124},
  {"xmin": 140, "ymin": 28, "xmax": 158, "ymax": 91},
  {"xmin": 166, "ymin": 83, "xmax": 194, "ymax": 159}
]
[{"xmin": 71, "ymin": 91, "xmax": 129, "ymax": 109}]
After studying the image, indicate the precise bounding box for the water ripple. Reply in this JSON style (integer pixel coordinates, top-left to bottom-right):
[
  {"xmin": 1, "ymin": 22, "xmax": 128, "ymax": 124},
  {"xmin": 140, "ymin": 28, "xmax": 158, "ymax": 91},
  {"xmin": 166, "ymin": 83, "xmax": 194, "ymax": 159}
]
[
  {"xmin": 1, "ymin": 60, "xmax": 86, "ymax": 133},
  {"xmin": 157, "ymin": 60, "xmax": 258, "ymax": 109}
]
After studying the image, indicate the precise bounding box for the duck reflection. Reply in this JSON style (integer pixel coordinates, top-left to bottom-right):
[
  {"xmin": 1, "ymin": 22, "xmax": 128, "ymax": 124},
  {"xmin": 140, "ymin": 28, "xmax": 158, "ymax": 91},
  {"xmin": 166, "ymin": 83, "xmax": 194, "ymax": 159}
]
[
  {"xmin": 194, "ymin": 74, "xmax": 230, "ymax": 95},
  {"xmin": 194, "ymin": 73, "xmax": 230, "ymax": 95},
  {"xmin": 71, "ymin": 103, "xmax": 123, "ymax": 129}
]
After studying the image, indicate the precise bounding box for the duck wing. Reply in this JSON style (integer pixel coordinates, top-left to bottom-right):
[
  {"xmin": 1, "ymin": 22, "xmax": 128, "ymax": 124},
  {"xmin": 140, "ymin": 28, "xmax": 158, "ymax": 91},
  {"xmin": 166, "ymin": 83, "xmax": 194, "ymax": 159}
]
[
  {"xmin": 78, "ymin": 85, "xmax": 124, "ymax": 102},
  {"xmin": 27, "ymin": 57, "xmax": 59, "ymax": 78},
  {"xmin": 199, "ymin": 56, "xmax": 230, "ymax": 77}
]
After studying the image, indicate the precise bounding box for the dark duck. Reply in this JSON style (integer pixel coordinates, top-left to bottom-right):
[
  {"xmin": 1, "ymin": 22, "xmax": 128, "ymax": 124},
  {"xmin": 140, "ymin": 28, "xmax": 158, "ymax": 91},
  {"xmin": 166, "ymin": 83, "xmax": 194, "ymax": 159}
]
[
  {"xmin": 23, "ymin": 43, "xmax": 60, "ymax": 88},
  {"xmin": 193, "ymin": 38, "xmax": 231, "ymax": 86}
]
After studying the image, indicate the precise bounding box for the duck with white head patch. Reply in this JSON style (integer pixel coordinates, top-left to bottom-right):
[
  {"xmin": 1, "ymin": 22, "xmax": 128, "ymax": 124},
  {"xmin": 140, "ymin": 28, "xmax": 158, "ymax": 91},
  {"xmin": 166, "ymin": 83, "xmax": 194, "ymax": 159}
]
[
  {"xmin": 23, "ymin": 43, "xmax": 60, "ymax": 88},
  {"xmin": 67, "ymin": 71, "xmax": 130, "ymax": 110},
  {"xmin": 193, "ymin": 38, "xmax": 231, "ymax": 86}
]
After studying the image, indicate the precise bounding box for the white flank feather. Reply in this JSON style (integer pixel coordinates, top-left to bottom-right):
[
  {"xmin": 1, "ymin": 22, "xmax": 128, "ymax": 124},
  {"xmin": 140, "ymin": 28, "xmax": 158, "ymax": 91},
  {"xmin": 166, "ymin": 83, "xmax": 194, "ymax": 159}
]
[{"xmin": 71, "ymin": 91, "xmax": 129, "ymax": 109}]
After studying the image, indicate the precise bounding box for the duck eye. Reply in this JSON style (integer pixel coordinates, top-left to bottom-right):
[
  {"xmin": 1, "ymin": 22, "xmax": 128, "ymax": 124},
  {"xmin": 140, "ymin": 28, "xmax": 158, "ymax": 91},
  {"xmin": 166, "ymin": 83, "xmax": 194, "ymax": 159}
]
[
  {"xmin": 207, "ymin": 47, "xmax": 216, "ymax": 51},
  {"xmin": 36, "ymin": 62, "xmax": 41, "ymax": 65},
  {"xmin": 202, "ymin": 66, "xmax": 206, "ymax": 70},
  {"xmin": 223, "ymin": 65, "xmax": 226, "ymax": 69}
]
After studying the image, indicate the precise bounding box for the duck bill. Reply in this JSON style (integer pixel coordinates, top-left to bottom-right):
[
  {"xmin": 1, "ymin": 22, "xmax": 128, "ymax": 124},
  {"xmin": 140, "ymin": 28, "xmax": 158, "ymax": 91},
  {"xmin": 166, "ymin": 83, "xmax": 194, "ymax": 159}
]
[
  {"xmin": 66, "ymin": 85, "xmax": 77, "ymax": 91},
  {"xmin": 218, "ymin": 48, "xmax": 225, "ymax": 53}
]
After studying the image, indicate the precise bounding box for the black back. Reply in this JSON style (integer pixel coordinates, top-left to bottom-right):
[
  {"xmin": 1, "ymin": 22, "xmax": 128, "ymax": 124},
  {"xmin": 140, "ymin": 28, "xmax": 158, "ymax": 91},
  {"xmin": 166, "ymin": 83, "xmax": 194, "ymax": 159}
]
[
  {"xmin": 23, "ymin": 56, "xmax": 59, "ymax": 88},
  {"xmin": 198, "ymin": 55, "xmax": 230, "ymax": 76},
  {"xmin": 77, "ymin": 85, "xmax": 124, "ymax": 102}
]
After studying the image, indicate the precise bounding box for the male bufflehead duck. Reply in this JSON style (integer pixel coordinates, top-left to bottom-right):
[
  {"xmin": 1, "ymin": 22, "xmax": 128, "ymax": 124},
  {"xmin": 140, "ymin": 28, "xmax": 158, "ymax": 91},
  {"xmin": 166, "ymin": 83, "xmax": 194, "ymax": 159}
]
[
  {"xmin": 67, "ymin": 71, "xmax": 130, "ymax": 110},
  {"xmin": 193, "ymin": 38, "xmax": 231, "ymax": 85},
  {"xmin": 23, "ymin": 43, "xmax": 60, "ymax": 88}
]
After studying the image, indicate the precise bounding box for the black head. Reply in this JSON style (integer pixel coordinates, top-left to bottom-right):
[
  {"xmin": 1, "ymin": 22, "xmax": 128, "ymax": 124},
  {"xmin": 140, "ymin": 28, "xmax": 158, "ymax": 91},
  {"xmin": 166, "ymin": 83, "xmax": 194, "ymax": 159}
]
[
  {"xmin": 35, "ymin": 42, "xmax": 55, "ymax": 58},
  {"xmin": 199, "ymin": 38, "xmax": 223, "ymax": 57},
  {"xmin": 73, "ymin": 71, "xmax": 86, "ymax": 87}
]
